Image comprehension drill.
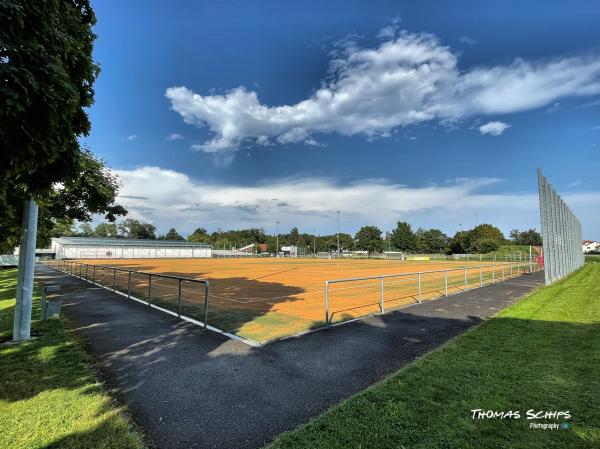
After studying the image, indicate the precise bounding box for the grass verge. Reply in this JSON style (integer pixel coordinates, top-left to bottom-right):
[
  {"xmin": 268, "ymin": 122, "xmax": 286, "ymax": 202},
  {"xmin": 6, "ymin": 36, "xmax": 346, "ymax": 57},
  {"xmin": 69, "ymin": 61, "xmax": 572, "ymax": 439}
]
[
  {"xmin": 0, "ymin": 268, "xmax": 146, "ymax": 449},
  {"xmin": 266, "ymin": 263, "xmax": 600, "ymax": 449}
]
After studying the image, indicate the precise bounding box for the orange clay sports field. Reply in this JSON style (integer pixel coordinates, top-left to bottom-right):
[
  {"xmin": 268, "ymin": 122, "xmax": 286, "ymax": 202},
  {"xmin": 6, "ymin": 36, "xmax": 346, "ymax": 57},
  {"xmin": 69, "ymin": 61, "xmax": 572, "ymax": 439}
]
[{"xmin": 77, "ymin": 257, "xmax": 535, "ymax": 343}]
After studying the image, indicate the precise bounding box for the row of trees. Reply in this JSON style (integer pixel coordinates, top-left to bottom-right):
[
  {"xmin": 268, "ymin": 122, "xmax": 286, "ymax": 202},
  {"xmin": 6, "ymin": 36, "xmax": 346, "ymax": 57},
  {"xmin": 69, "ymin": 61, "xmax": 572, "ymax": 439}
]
[{"xmin": 56, "ymin": 219, "xmax": 542, "ymax": 255}]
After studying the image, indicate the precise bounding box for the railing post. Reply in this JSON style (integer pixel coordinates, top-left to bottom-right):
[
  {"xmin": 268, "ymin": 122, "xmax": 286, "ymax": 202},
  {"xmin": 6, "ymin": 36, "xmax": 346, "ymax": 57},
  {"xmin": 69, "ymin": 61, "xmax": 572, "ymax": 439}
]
[
  {"xmin": 380, "ymin": 276, "xmax": 385, "ymax": 314},
  {"xmin": 178, "ymin": 279, "xmax": 182, "ymax": 318},
  {"xmin": 325, "ymin": 281, "xmax": 330, "ymax": 325},
  {"xmin": 464, "ymin": 268, "xmax": 467, "ymax": 292},
  {"xmin": 148, "ymin": 274, "xmax": 152, "ymax": 305},
  {"xmin": 128, "ymin": 271, "xmax": 132, "ymax": 298},
  {"xmin": 418, "ymin": 272, "xmax": 422, "ymax": 304},
  {"xmin": 204, "ymin": 282, "xmax": 209, "ymax": 329},
  {"xmin": 445, "ymin": 270, "xmax": 448, "ymax": 296}
]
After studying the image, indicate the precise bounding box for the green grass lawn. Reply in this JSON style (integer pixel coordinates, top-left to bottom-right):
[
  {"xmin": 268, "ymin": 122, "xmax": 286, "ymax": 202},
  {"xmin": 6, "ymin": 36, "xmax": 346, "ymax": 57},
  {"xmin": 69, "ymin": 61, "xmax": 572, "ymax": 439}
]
[
  {"xmin": 0, "ymin": 268, "xmax": 146, "ymax": 449},
  {"xmin": 266, "ymin": 263, "xmax": 600, "ymax": 449}
]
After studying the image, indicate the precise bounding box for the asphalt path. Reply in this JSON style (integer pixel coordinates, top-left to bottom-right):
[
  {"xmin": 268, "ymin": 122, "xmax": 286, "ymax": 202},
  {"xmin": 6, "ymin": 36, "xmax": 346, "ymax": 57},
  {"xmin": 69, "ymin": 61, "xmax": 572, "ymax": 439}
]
[{"xmin": 35, "ymin": 264, "xmax": 544, "ymax": 449}]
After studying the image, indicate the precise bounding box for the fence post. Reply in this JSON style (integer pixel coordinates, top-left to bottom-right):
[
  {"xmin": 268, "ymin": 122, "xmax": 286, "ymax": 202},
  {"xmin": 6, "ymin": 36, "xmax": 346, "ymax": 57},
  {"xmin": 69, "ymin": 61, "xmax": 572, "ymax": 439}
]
[
  {"xmin": 492, "ymin": 267, "xmax": 495, "ymax": 284},
  {"xmin": 445, "ymin": 270, "xmax": 448, "ymax": 296},
  {"xmin": 93, "ymin": 265, "xmax": 96, "ymax": 284},
  {"xmin": 101, "ymin": 267, "xmax": 104, "ymax": 286},
  {"xmin": 204, "ymin": 282, "xmax": 209, "ymax": 329},
  {"xmin": 464, "ymin": 268, "xmax": 467, "ymax": 292},
  {"xmin": 128, "ymin": 271, "xmax": 131, "ymax": 298},
  {"xmin": 418, "ymin": 272, "xmax": 422, "ymax": 304},
  {"xmin": 380, "ymin": 276, "xmax": 385, "ymax": 314},
  {"xmin": 510, "ymin": 263, "xmax": 513, "ymax": 278},
  {"xmin": 178, "ymin": 279, "xmax": 182, "ymax": 318},
  {"xmin": 325, "ymin": 281, "xmax": 330, "ymax": 325},
  {"xmin": 113, "ymin": 269, "xmax": 116, "ymax": 291},
  {"xmin": 502, "ymin": 265, "xmax": 505, "ymax": 281},
  {"xmin": 479, "ymin": 266, "xmax": 483, "ymax": 287},
  {"xmin": 148, "ymin": 274, "xmax": 152, "ymax": 305}
]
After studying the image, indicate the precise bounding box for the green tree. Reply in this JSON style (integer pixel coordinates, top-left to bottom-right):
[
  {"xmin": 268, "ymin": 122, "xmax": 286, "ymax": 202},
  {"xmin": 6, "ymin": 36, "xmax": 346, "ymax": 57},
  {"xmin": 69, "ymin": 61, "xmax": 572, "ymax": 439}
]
[
  {"xmin": 32, "ymin": 151, "xmax": 127, "ymax": 248},
  {"xmin": 354, "ymin": 226, "xmax": 384, "ymax": 256},
  {"xmin": 414, "ymin": 228, "xmax": 449, "ymax": 253},
  {"xmin": 188, "ymin": 228, "xmax": 210, "ymax": 243},
  {"xmin": 78, "ymin": 222, "xmax": 94, "ymax": 237},
  {"xmin": 94, "ymin": 223, "xmax": 118, "ymax": 238},
  {"xmin": 474, "ymin": 237, "xmax": 501, "ymax": 253},
  {"xmin": 450, "ymin": 231, "xmax": 472, "ymax": 254},
  {"xmin": 510, "ymin": 228, "xmax": 542, "ymax": 246},
  {"xmin": 390, "ymin": 222, "xmax": 416, "ymax": 252},
  {"xmin": 161, "ymin": 228, "xmax": 184, "ymax": 241},
  {"xmin": 469, "ymin": 224, "xmax": 505, "ymax": 246},
  {"xmin": 1, "ymin": 0, "xmax": 100, "ymax": 239},
  {"xmin": 118, "ymin": 219, "xmax": 156, "ymax": 240}
]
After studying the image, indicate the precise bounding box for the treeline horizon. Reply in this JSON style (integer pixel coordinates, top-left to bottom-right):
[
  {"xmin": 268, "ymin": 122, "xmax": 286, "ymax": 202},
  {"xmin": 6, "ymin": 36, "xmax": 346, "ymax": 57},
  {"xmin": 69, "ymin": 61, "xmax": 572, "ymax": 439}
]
[{"xmin": 49, "ymin": 218, "xmax": 543, "ymax": 255}]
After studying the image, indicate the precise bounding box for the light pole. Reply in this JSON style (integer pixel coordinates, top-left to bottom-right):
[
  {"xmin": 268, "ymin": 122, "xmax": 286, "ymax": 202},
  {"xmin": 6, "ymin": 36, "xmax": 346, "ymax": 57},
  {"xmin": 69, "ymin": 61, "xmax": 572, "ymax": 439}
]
[
  {"xmin": 275, "ymin": 221, "xmax": 280, "ymax": 258},
  {"xmin": 336, "ymin": 210, "xmax": 340, "ymax": 256}
]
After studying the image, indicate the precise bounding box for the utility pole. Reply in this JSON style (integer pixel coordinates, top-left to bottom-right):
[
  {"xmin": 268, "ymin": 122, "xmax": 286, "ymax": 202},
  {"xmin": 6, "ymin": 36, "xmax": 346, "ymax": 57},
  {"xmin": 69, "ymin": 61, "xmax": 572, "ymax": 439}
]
[
  {"xmin": 336, "ymin": 211, "xmax": 340, "ymax": 256},
  {"xmin": 13, "ymin": 198, "xmax": 39, "ymax": 342},
  {"xmin": 275, "ymin": 221, "xmax": 280, "ymax": 258},
  {"xmin": 313, "ymin": 228, "xmax": 316, "ymax": 256}
]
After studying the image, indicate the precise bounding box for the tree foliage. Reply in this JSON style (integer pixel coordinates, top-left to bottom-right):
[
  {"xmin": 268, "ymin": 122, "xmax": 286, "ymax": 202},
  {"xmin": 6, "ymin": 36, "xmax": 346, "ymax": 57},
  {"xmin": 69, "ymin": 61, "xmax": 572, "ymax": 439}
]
[
  {"xmin": 1, "ymin": 0, "xmax": 98, "ymax": 206},
  {"xmin": 510, "ymin": 228, "xmax": 542, "ymax": 246},
  {"xmin": 1, "ymin": 1, "xmax": 126, "ymax": 251},
  {"xmin": 354, "ymin": 226, "xmax": 384, "ymax": 256},
  {"xmin": 117, "ymin": 219, "xmax": 156, "ymax": 240},
  {"xmin": 390, "ymin": 222, "xmax": 416, "ymax": 252},
  {"xmin": 94, "ymin": 223, "xmax": 117, "ymax": 238},
  {"xmin": 450, "ymin": 224, "xmax": 506, "ymax": 254},
  {"xmin": 160, "ymin": 228, "xmax": 184, "ymax": 241}
]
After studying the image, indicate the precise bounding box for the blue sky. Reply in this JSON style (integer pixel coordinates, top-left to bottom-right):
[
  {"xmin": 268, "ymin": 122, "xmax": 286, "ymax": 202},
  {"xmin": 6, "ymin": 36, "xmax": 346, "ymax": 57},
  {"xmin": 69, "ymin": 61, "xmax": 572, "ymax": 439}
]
[{"xmin": 84, "ymin": 0, "xmax": 600, "ymax": 239}]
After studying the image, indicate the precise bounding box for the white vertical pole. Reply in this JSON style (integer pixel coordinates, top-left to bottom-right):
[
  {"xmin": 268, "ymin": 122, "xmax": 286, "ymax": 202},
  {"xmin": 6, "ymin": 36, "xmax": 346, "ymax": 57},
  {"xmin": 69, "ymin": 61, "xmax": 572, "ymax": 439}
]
[{"xmin": 13, "ymin": 198, "xmax": 39, "ymax": 342}]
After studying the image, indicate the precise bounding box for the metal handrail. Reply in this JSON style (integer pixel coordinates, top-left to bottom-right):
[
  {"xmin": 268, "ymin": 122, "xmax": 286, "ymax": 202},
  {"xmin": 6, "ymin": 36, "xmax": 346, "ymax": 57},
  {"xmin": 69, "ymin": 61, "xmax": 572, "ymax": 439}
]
[
  {"xmin": 324, "ymin": 261, "xmax": 540, "ymax": 325},
  {"xmin": 48, "ymin": 260, "xmax": 209, "ymax": 329}
]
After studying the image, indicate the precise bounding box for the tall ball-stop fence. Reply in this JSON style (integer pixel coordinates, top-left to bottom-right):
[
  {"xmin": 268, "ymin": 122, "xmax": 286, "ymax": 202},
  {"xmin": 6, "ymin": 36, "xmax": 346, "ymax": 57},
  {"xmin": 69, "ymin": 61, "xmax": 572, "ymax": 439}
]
[{"xmin": 537, "ymin": 169, "xmax": 584, "ymax": 285}]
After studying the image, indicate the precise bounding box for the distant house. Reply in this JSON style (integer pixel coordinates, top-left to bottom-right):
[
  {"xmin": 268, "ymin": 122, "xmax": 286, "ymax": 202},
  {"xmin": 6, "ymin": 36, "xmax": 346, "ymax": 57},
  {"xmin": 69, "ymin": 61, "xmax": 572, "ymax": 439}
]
[{"xmin": 582, "ymin": 240, "xmax": 600, "ymax": 253}]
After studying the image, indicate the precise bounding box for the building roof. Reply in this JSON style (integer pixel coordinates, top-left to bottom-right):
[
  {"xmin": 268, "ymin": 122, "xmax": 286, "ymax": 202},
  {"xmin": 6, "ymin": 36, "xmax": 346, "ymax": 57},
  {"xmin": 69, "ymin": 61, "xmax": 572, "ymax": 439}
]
[
  {"xmin": 582, "ymin": 240, "xmax": 597, "ymax": 245},
  {"xmin": 52, "ymin": 237, "xmax": 211, "ymax": 248}
]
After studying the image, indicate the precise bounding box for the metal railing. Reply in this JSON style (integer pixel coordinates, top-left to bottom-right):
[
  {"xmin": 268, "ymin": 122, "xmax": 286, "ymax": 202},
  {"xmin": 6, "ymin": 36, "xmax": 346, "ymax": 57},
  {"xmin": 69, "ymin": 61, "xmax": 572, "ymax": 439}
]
[
  {"xmin": 324, "ymin": 261, "xmax": 541, "ymax": 325},
  {"xmin": 47, "ymin": 259, "xmax": 209, "ymax": 329}
]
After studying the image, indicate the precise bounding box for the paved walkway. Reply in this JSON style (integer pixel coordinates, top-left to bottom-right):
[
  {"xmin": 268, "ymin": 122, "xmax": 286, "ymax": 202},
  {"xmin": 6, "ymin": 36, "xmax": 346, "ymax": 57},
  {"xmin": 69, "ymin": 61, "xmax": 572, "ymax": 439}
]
[{"xmin": 35, "ymin": 265, "xmax": 544, "ymax": 449}]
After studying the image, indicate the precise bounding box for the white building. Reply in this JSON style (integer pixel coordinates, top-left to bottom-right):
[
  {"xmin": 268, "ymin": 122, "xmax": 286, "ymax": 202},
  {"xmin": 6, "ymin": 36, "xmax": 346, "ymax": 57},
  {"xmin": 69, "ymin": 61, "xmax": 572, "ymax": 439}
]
[
  {"xmin": 51, "ymin": 237, "xmax": 212, "ymax": 259},
  {"xmin": 582, "ymin": 240, "xmax": 600, "ymax": 253}
]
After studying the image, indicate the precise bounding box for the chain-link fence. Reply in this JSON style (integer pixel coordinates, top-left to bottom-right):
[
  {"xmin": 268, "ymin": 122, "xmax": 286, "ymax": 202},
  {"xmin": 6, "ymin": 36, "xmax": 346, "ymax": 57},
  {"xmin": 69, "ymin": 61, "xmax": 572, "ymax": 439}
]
[{"xmin": 537, "ymin": 169, "xmax": 584, "ymax": 285}]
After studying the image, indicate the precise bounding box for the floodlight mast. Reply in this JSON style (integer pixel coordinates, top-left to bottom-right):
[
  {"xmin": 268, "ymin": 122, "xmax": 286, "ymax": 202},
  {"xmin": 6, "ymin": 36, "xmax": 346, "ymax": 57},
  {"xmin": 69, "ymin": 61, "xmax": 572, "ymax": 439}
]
[
  {"xmin": 275, "ymin": 221, "xmax": 280, "ymax": 258},
  {"xmin": 336, "ymin": 211, "xmax": 340, "ymax": 256}
]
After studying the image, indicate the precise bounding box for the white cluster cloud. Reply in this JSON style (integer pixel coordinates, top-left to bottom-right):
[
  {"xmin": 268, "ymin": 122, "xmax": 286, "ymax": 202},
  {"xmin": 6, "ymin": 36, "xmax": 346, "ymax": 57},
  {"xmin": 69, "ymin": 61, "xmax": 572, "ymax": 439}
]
[
  {"xmin": 167, "ymin": 133, "xmax": 184, "ymax": 141},
  {"xmin": 479, "ymin": 121, "xmax": 511, "ymax": 136},
  {"xmin": 110, "ymin": 166, "xmax": 600, "ymax": 238},
  {"xmin": 126, "ymin": 134, "xmax": 139, "ymax": 141},
  {"xmin": 166, "ymin": 31, "xmax": 600, "ymax": 152}
]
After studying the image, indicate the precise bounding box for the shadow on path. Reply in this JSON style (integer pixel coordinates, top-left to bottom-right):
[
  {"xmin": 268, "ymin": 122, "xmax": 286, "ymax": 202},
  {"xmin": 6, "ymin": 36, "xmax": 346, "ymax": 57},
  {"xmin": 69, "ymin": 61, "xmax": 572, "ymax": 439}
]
[{"xmin": 34, "ymin": 265, "xmax": 544, "ymax": 449}]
